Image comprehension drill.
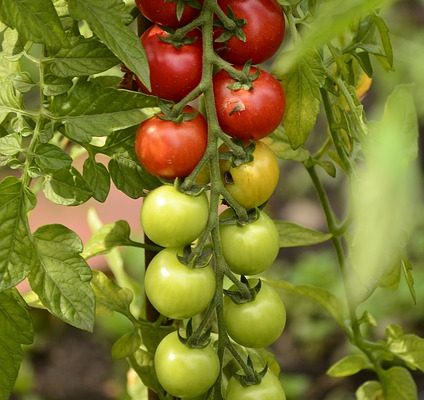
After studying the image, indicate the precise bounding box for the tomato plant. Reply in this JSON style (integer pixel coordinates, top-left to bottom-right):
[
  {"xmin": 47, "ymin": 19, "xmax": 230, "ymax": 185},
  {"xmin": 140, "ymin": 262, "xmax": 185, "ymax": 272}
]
[
  {"xmin": 154, "ymin": 331, "xmax": 220, "ymax": 398},
  {"xmin": 135, "ymin": 106, "xmax": 208, "ymax": 179},
  {"xmin": 140, "ymin": 185, "xmax": 209, "ymax": 247},
  {"xmin": 213, "ymin": 66, "xmax": 286, "ymax": 140}
]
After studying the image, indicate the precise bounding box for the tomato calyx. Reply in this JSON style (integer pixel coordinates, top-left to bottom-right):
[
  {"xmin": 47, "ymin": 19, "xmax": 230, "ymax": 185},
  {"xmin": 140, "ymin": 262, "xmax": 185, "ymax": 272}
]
[
  {"xmin": 224, "ymin": 276, "xmax": 262, "ymax": 304},
  {"xmin": 159, "ymin": 103, "xmax": 199, "ymax": 123},
  {"xmin": 166, "ymin": 0, "xmax": 202, "ymax": 21},
  {"xmin": 158, "ymin": 30, "xmax": 198, "ymax": 48},
  {"xmin": 220, "ymin": 140, "xmax": 255, "ymax": 169},
  {"xmin": 232, "ymin": 358, "xmax": 268, "ymax": 386},
  {"xmin": 215, "ymin": 6, "xmax": 246, "ymax": 43},
  {"xmin": 226, "ymin": 63, "xmax": 260, "ymax": 91},
  {"xmin": 178, "ymin": 244, "xmax": 213, "ymax": 269},
  {"xmin": 178, "ymin": 320, "xmax": 212, "ymax": 349},
  {"xmin": 220, "ymin": 207, "xmax": 259, "ymax": 226}
]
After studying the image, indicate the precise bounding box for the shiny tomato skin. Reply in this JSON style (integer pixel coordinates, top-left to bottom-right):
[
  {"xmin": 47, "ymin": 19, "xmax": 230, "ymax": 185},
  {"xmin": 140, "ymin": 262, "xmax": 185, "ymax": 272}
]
[
  {"xmin": 144, "ymin": 248, "xmax": 216, "ymax": 319},
  {"xmin": 213, "ymin": 67, "xmax": 285, "ymax": 140},
  {"xmin": 136, "ymin": 0, "xmax": 201, "ymax": 28},
  {"xmin": 224, "ymin": 280, "xmax": 286, "ymax": 348},
  {"xmin": 220, "ymin": 141, "xmax": 279, "ymax": 209},
  {"xmin": 135, "ymin": 106, "xmax": 207, "ymax": 180},
  {"xmin": 215, "ymin": 0, "xmax": 285, "ymax": 65},
  {"xmin": 226, "ymin": 371, "xmax": 286, "ymax": 400},
  {"xmin": 219, "ymin": 208, "xmax": 280, "ymax": 275},
  {"xmin": 140, "ymin": 185, "xmax": 209, "ymax": 247},
  {"xmin": 140, "ymin": 25, "xmax": 202, "ymax": 101},
  {"xmin": 154, "ymin": 331, "xmax": 220, "ymax": 398}
]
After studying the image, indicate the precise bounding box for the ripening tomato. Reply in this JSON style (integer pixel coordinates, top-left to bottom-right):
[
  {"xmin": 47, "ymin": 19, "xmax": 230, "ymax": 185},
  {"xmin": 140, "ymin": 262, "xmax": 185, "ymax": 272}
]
[
  {"xmin": 139, "ymin": 25, "xmax": 202, "ymax": 101},
  {"xmin": 213, "ymin": 67, "xmax": 285, "ymax": 140},
  {"xmin": 136, "ymin": 0, "xmax": 202, "ymax": 28},
  {"xmin": 141, "ymin": 185, "xmax": 209, "ymax": 247},
  {"xmin": 224, "ymin": 280, "xmax": 286, "ymax": 348},
  {"xmin": 135, "ymin": 106, "xmax": 207, "ymax": 180},
  {"xmin": 155, "ymin": 331, "xmax": 220, "ymax": 398},
  {"xmin": 215, "ymin": 0, "xmax": 285, "ymax": 65},
  {"xmin": 220, "ymin": 141, "xmax": 279, "ymax": 209}
]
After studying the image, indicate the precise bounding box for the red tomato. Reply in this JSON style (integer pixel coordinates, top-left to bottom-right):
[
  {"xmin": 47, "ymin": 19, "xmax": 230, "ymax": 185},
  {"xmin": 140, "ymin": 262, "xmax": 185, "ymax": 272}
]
[
  {"xmin": 139, "ymin": 25, "xmax": 202, "ymax": 102},
  {"xmin": 213, "ymin": 67, "xmax": 285, "ymax": 140},
  {"xmin": 136, "ymin": 0, "xmax": 202, "ymax": 29},
  {"xmin": 135, "ymin": 106, "xmax": 207, "ymax": 179},
  {"xmin": 215, "ymin": 0, "xmax": 285, "ymax": 65}
]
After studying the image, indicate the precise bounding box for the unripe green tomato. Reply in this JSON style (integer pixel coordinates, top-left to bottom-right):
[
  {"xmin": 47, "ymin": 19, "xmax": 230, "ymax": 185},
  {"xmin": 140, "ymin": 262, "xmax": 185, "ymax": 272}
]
[
  {"xmin": 220, "ymin": 208, "xmax": 280, "ymax": 275},
  {"xmin": 226, "ymin": 371, "xmax": 286, "ymax": 400},
  {"xmin": 140, "ymin": 185, "xmax": 209, "ymax": 247},
  {"xmin": 224, "ymin": 280, "xmax": 286, "ymax": 348},
  {"xmin": 154, "ymin": 331, "xmax": 220, "ymax": 398},
  {"xmin": 144, "ymin": 247, "xmax": 216, "ymax": 319}
]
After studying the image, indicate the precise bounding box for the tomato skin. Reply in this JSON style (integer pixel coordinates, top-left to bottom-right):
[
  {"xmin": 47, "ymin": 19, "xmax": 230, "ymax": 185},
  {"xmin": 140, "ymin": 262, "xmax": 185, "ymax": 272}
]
[
  {"xmin": 154, "ymin": 331, "xmax": 220, "ymax": 398},
  {"xmin": 144, "ymin": 248, "xmax": 216, "ymax": 319},
  {"xmin": 136, "ymin": 0, "xmax": 201, "ymax": 29},
  {"xmin": 220, "ymin": 141, "xmax": 279, "ymax": 209},
  {"xmin": 226, "ymin": 371, "xmax": 286, "ymax": 400},
  {"xmin": 140, "ymin": 25, "xmax": 202, "ymax": 101},
  {"xmin": 135, "ymin": 106, "xmax": 208, "ymax": 180},
  {"xmin": 219, "ymin": 208, "xmax": 280, "ymax": 275},
  {"xmin": 215, "ymin": 0, "xmax": 285, "ymax": 65},
  {"xmin": 224, "ymin": 280, "xmax": 286, "ymax": 348},
  {"xmin": 213, "ymin": 67, "xmax": 285, "ymax": 140},
  {"xmin": 141, "ymin": 185, "xmax": 209, "ymax": 247}
]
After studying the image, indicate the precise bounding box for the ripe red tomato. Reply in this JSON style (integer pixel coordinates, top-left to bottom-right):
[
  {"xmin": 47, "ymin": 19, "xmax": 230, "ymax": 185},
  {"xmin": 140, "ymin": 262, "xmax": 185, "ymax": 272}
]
[
  {"xmin": 215, "ymin": 0, "xmax": 285, "ymax": 65},
  {"xmin": 135, "ymin": 106, "xmax": 207, "ymax": 180},
  {"xmin": 213, "ymin": 67, "xmax": 285, "ymax": 140},
  {"xmin": 136, "ymin": 0, "xmax": 202, "ymax": 29},
  {"xmin": 139, "ymin": 25, "xmax": 202, "ymax": 101}
]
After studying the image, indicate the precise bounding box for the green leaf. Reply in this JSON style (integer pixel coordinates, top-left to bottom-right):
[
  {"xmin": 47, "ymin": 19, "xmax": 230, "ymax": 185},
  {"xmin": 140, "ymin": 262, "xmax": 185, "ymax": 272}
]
[
  {"xmin": 264, "ymin": 134, "xmax": 311, "ymax": 162},
  {"xmin": 33, "ymin": 143, "xmax": 72, "ymax": 172},
  {"xmin": 129, "ymin": 350, "xmax": 164, "ymax": 396},
  {"xmin": 0, "ymin": 0, "xmax": 68, "ymax": 51},
  {"xmin": 68, "ymin": 0, "xmax": 150, "ymax": 89},
  {"xmin": 43, "ymin": 74, "xmax": 73, "ymax": 97},
  {"xmin": 112, "ymin": 329, "xmax": 141, "ymax": 359},
  {"xmin": 42, "ymin": 167, "xmax": 93, "ymax": 206},
  {"xmin": 0, "ymin": 289, "xmax": 33, "ymax": 400},
  {"xmin": 373, "ymin": 15, "xmax": 393, "ymax": 70},
  {"xmin": 0, "ymin": 177, "xmax": 36, "ymax": 291},
  {"xmin": 355, "ymin": 380, "xmax": 383, "ymax": 400},
  {"xmin": 266, "ymin": 279, "xmax": 347, "ymax": 329},
  {"xmin": 82, "ymin": 158, "xmax": 110, "ymax": 202},
  {"xmin": 44, "ymin": 36, "xmax": 119, "ymax": 77},
  {"xmin": 49, "ymin": 81, "xmax": 158, "ymax": 143},
  {"xmin": 0, "ymin": 132, "xmax": 22, "ymax": 156},
  {"xmin": 275, "ymin": 221, "xmax": 332, "ymax": 247},
  {"xmin": 275, "ymin": 51, "xmax": 325, "ymax": 149},
  {"xmin": 401, "ymin": 259, "xmax": 416, "ymax": 305},
  {"xmin": 327, "ymin": 354, "xmax": 371, "ymax": 377},
  {"xmin": 138, "ymin": 323, "xmax": 175, "ymax": 355},
  {"xmin": 347, "ymin": 85, "xmax": 419, "ymax": 304},
  {"xmin": 28, "ymin": 224, "xmax": 95, "ymax": 331},
  {"xmin": 382, "ymin": 367, "xmax": 417, "ymax": 400}
]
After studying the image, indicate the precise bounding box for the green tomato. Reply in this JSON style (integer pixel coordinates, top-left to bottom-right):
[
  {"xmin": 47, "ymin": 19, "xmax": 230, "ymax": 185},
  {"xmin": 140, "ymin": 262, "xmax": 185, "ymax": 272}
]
[
  {"xmin": 145, "ymin": 247, "xmax": 216, "ymax": 319},
  {"xmin": 154, "ymin": 331, "xmax": 220, "ymax": 398},
  {"xmin": 224, "ymin": 280, "xmax": 286, "ymax": 348},
  {"xmin": 226, "ymin": 371, "xmax": 286, "ymax": 400},
  {"xmin": 141, "ymin": 185, "xmax": 209, "ymax": 247},
  {"xmin": 220, "ymin": 208, "xmax": 280, "ymax": 275}
]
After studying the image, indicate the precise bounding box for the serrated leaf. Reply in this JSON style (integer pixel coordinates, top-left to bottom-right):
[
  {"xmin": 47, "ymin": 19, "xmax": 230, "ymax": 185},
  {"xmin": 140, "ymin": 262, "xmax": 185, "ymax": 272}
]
[
  {"xmin": 275, "ymin": 221, "xmax": 332, "ymax": 247},
  {"xmin": 266, "ymin": 279, "xmax": 347, "ymax": 329},
  {"xmin": 0, "ymin": 133, "xmax": 21, "ymax": 156},
  {"xmin": 0, "ymin": 289, "xmax": 33, "ymax": 400},
  {"xmin": 33, "ymin": 143, "xmax": 72, "ymax": 172},
  {"xmin": 0, "ymin": 0, "xmax": 68, "ymax": 51},
  {"xmin": 327, "ymin": 354, "xmax": 371, "ymax": 377},
  {"xmin": 42, "ymin": 167, "xmax": 92, "ymax": 206},
  {"xmin": 0, "ymin": 177, "xmax": 36, "ymax": 291},
  {"xmin": 112, "ymin": 329, "xmax": 142, "ymax": 359},
  {"xmin": 28, "ymin": 224, "xmax": 95, "ymax": 331},
  {"xmin": 355, "ymin": 380, "xmax": 383, "ymax": 400},
  {"xmin": 68, "ymin": 0, "xmax": 150, "ymax": 89},
  {"xmin": 82, "ymin": 158, "xmax": 110, "ymax": 202},
  {"xmin": 382, "ymin": 367, "xmax": 417, "ymax": 400},
  {"xmin": 49, "ymin": 81, "xmax": 158, "ymax": 143}
]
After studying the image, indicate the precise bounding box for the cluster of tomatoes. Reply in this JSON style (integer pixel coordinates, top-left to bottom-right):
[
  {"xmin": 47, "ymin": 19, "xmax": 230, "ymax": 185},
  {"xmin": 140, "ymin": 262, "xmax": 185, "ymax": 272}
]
[{"xmin": 133, "ymin": 0, "xmax": 287, "ymax": 398}]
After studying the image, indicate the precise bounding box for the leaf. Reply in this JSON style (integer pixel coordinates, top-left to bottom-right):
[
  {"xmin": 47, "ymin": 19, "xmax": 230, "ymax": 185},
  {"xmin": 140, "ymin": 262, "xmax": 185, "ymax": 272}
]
[
  {"xmin": 355, "ymin": 380, "xmax": 383, "ymax": 400},
  {"xmin": 82, "ymin": 158, "xmax": 110, "ymax": 202},
  {"xmin": 0, "ymin": 0, "xmax": 68, "ymax": 51},
  {"xmin": 373, "ymin": 15, "xmax": 393, "ymax": 70},
  {"xmin": 275, "ymin": 51, "xmax": 325, "ymax": 148},
  {"xmin": 0, "ymin": 177, "xmax": 36, "ymax": 291},
  {"xmin": 266, "ymin": 279, "xmax": 347, "ymax": 329},
  {"xmin": 0, "ymin": 132, "xmax": 22, "ymax": 156},
  {"xmin": 401, "ymin": 259, "xmax": 416, "ymax": 305},
  {"xmin": 382, "ymin": 367, "xmax": 417, "ymax": 400},
  {"xmin": 0, "ymin": 289, "xmax": 33, "ymax": 400},
  {"xmin": 263, "ymin": 134, "xmax": 310, "ymax": 162},
  {"xmin": 275, "ymin": 221, "xmax": 332, "ymax": 247},
  {"xmin": 42, "ymin": 167, "xmax": 93, "ymax": 206},
  {"xmin": 112, "ymin": 329, "xmax": 141, "ymax": 359},
  {"xmin": 33, "ymin": 143, "xmax": 72, "ymax": 172},
  {"xmin": 49, "ymin": 81, "xmax": 158, "ymax": 143},
  {"xmin": 44, "ymin": 36, "xmax": 119, "ymax": 77},
  {"xmin": 68, "ymin": 0, "xmax": 150, "ymax": 89},
  {"xmin": 28, "ymin": 225, "xmax": 95, "ymax": 331},
  {"xmin": 327, "ymin": 354, "xmax": 371, "ymax": 377},
  {"xmin": 138, "ymin": 323, "xmax": 175, "ymax": 354},
  {"xmin": 129, "ymin": 349, "xmax": 164, "ymax": 396}
]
